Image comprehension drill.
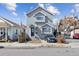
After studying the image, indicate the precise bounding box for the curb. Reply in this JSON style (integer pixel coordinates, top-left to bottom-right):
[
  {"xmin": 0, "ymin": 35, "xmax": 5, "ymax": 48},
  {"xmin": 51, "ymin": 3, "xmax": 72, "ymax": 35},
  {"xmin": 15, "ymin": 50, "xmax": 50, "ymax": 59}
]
[
  {"xmin": 0, "ymin": 45, "xmax": 42, "ymax": 49},
  {"xmin": 1, "ymin": 43, "xmax": 79, "ymax": 49}
]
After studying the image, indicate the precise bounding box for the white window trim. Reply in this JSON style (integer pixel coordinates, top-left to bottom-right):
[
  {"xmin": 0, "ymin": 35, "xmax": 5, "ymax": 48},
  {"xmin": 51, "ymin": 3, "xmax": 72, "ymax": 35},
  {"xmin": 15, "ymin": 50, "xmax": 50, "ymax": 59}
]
[{"xmin": 33, "ymin": 12, "xmax": 46, "ymax": 22}]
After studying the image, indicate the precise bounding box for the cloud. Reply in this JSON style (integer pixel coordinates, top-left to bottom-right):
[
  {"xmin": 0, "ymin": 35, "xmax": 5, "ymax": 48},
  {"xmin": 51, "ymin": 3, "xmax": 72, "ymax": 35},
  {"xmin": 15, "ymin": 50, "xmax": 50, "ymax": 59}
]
[
  {"xmin": 12, "ymin": 12, "xmax": 17, "ymax": 16},
  {"xmin": 75, "ymin": 4, "xmax": 79, "ymax": 7},
  {"xmin": 4, "ymin": 3, "xmax": 18, "ymax": 16},
  {"xmin": 5, "ymin": 3, "xmax": 17, "ymax": 11},
  {"xmin": 47, "ymin": 5, "xmax": 60, "ymax": 15},
  {"xmin": 74, "ymin": 4, "xmax": 79, "ymax": 12},
  {"xmin": 71, "ymin": 9, "xmax": 75, "ymax": 13},
  {"xmin": 38, "ymin": 3, "xmax": 60, "ymax": 15},
  {"xmin": 70, "ymin": 9, "xmax": 75, "ymax": 15},
  {"xmin": 38, "ymin": 3, "xmax": 44, "ymax": 8},
  {"xmin": 70, "ymin": 4, "xmax": 79, "ymax": 16}
]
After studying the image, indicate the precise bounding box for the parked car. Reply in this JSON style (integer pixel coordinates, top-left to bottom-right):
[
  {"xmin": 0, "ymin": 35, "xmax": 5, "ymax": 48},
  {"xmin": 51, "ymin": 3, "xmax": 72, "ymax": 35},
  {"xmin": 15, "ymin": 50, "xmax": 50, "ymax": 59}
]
[
  {"xmin": 64, "ymin": 34, "xmax": 70, "ymax": 39},
  {"xmin": 12, "ymin": 33, "xmax": 18, "ymax": 41},
  {"xmin": 45, "ymin": 34, "xmax": 57, "ymax": 43},
  {"xmin": 73, "ymin": 34, "xmax": 79, "ymax": 39}
]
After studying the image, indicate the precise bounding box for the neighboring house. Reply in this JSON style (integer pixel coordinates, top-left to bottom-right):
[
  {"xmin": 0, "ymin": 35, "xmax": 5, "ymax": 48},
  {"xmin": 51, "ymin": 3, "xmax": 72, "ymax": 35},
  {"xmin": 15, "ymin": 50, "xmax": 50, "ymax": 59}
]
[
  {"xmin": 26, "ymin": 6, "xmax": 56, "ymax": 39},
  {"xmin": 67, "ymin": 17, "xmax": 79, "ymax": 39},
  {"xmin": 0, "ymin": 16, "xmax": 22, "ymax": 41},
  {"xmin": 70, "ymin": 27, "xmax": 79, "ymax": 38}
]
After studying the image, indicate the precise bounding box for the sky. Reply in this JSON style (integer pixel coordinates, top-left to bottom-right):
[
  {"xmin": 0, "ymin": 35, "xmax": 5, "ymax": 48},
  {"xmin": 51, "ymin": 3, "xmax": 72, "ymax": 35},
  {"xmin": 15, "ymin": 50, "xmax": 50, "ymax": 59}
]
[{"xmin": 0, "ymin": 3, "xmax": 79, "ymax": 25}]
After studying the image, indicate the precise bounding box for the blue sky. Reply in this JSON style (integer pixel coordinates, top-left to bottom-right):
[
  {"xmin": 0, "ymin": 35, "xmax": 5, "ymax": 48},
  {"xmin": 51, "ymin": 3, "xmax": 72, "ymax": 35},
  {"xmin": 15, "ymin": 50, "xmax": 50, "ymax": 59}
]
[{"xmin": 0, "ymin": 3, "xmax": 79, "ymax": 25}]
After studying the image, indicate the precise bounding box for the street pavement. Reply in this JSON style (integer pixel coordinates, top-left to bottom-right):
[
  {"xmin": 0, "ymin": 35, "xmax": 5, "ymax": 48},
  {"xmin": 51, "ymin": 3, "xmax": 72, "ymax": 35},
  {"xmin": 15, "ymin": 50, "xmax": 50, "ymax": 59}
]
[
  {"xmin": 0, "ymin": 48, "xmax": 79, "ymax": 56},
  {"xmin": 0, "ymin": 39, "xmax": 79, "ymax": 56}
]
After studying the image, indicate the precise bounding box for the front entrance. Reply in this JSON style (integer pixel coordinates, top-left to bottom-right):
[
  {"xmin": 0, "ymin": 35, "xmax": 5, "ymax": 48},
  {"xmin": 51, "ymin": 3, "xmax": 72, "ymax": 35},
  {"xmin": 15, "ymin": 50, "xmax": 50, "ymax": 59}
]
[
  {"xmin": 0, "ymin": 28, "xmax": 5, "ymax": 40},
  {"xmin": 31, "ymin": 27, "xmax": 34, "ymax": 36},
  {"xmin": 30, "ymin": 25, "xmax": 35, "ymax": 36}
]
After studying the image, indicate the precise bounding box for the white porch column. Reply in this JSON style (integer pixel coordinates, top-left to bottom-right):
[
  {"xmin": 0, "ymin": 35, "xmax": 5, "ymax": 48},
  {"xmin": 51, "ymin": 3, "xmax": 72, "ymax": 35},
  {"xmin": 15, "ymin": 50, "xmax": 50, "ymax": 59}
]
[
  {"xmin": 5, "ymin": 27, "xmax": 8, "ymax": 41},
  {"xmin": 26, "ymin": 26, "xmax": 31, "ymax": 37}
]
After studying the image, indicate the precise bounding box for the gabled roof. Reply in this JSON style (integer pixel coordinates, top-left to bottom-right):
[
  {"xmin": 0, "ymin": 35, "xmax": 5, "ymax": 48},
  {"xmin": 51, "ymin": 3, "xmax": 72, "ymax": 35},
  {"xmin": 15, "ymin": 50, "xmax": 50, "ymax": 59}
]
[
  {"xmin": 0, "ymin": 16, "xmax": 20, "ymax": 28},
  {"xmin": 27, "ymin": 6, "xmax": 54, "ymax": 17},
  {"xmin": 0, "ymin": 20, "xmax": 10, "ymax": 27},
  {"xmin": 41, "ymin": 23, "xmax": 56, "ymax": 29}
]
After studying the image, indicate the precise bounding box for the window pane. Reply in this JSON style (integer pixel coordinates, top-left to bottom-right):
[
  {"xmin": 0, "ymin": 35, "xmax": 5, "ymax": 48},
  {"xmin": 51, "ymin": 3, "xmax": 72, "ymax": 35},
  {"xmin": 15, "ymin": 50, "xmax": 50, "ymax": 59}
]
[
  {"xmin": 36, "ymin": 17, "xmax": 43, "ymax": 20},
  {"xmin": 42, "ymin": 27, "xmax": 51, "ymax": 32},
  {"xmin": 34, "ymin": 12, "xmax": 45, "ymax": 20}
]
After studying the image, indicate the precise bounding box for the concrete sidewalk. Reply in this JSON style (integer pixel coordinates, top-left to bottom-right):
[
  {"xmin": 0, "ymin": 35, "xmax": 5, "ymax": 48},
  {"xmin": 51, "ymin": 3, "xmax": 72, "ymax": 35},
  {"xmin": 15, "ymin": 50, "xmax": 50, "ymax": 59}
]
[
  {"xmin": 0, "ymin": 39, "xmax": 79, "ymax": 48},
  {"xmin": 0, "ymin": 42, "xmax": 73, "ymax": 49},
  {"xmin": 0, "ymin": 42, "xmax": 42, "ymax": 49}
]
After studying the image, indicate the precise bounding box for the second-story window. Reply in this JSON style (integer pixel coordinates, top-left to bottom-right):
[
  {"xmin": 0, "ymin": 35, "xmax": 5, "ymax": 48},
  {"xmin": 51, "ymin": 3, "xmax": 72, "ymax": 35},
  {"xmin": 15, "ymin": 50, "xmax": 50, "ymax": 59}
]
[
  {"xmin": 36, "ymin": 16, "xmax": 44, "ymax": 20},
  {"xmin": 34, "ymin": 12, "xmax": 45, "ymax": 20}
]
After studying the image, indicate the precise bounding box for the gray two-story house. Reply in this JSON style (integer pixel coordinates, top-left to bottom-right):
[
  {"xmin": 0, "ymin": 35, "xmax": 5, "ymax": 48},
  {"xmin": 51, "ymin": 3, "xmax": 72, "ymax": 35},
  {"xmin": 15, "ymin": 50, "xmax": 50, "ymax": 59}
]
[{"xmin": 26, "ymin": 6, "xmax": 56, "ymax": 40}]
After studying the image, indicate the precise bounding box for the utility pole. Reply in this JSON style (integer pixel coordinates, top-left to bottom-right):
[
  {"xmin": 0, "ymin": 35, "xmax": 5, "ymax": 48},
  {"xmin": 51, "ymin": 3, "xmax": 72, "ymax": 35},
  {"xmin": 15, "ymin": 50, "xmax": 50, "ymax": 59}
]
[{"xmin": 57, "ymin": 21, "xmax": 59, "ymax": 35}]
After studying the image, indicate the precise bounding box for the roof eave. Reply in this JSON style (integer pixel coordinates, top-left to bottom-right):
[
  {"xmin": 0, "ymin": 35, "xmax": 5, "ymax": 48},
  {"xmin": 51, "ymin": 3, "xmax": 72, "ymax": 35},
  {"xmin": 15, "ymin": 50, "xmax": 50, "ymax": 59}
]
[{"xmin": 26, "ymin": 6, "xmax": 54, "ymax": 16}]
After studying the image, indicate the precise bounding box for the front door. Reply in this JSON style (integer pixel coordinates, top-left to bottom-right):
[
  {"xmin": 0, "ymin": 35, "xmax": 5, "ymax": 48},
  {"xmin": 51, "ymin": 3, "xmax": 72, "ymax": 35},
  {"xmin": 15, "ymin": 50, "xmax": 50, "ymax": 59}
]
[
  {"xmin": 31, "ymin": 27, "xmax": 34, "ymax": 36},
  {"xmin": 0, "ymin": 28, "xmax": 5, "ymax": 40}
]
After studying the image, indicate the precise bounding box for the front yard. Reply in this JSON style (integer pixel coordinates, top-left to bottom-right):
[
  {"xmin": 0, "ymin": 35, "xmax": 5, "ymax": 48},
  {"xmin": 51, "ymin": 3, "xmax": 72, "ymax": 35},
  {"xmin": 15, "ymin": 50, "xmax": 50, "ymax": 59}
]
[{"xmin": 0, "ymin": 39, "xmax": 79, "ymax": 48}]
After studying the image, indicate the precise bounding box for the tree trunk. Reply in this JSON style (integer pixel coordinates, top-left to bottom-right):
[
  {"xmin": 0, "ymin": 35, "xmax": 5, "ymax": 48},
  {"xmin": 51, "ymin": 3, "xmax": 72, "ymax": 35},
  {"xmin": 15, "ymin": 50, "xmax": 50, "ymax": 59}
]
[
  {"xmin": 56, "ymin": 35, "xmax": 65, "ymax": 43},
  {"xmin": 18, "ymin": 32, "xmax": 26, "ymax": 43}
]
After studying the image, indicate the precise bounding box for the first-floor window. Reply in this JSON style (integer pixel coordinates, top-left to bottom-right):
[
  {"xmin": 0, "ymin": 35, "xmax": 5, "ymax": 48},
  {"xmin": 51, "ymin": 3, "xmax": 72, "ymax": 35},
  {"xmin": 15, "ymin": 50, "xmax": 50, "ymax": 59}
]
[{"xmin": 42, "ymin": 27, "xmax": 51, "ymax": 33}]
